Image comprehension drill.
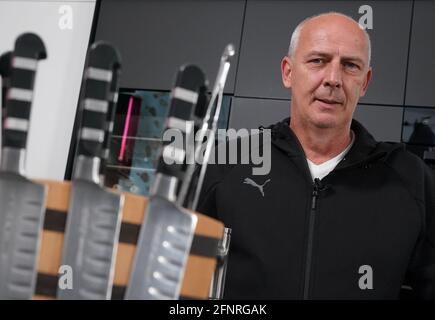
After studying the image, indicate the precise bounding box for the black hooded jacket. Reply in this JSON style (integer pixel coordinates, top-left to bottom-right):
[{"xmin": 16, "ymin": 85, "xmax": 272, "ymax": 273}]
[{"xmin": 197, "ymin": 118, "xmax": 435, "ymax": 299}]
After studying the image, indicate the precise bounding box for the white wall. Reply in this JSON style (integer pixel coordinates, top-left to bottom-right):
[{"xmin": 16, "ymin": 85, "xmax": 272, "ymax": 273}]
[{"xmin": 0, "ymin": 0, "xmax": 96, "ymax": 180}]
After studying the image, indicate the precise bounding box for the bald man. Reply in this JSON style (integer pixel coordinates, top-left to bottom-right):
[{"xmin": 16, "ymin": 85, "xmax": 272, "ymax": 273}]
[{"xmin": 198, "ymin": 12, "xmax": 435, "ymax": 299}]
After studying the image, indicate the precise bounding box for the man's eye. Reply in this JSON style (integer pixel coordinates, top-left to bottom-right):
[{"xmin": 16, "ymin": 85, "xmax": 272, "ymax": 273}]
[
  {"xmin": 344, "ymin": 62, "xmax": 359, "ymax": 70},
  {"xmin": 309, "ymin": 58, "xmax": 324, "ymax": 65}
]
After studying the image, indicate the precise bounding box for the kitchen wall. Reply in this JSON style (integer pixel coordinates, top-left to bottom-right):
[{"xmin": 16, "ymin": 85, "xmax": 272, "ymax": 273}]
[{"xmin": 0, "ymin": 0, "xmax": 96, "ymax": 180}]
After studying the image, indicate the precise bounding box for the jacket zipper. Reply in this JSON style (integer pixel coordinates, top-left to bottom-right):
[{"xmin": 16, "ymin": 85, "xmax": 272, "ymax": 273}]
[{"xmin": 303, "ymin": 178, "xmax": 321, "ymax": 299}]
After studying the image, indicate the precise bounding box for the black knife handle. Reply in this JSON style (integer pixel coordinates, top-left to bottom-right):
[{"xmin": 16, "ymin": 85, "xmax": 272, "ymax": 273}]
[
  {"xmin": 157, "ymin": 64, "xmax": 207, "ymax": 180},
  {"xmin": 169, "ymin": 64, "xmax": 206, "ymax": 120},
  {"xmin": 100, "ymin": 64, "xmax": 121, "ymax": 172},
  {"xmin": 0, "ymin": 51, "xmax": 12, "ymax": 121},
  {"xmin": 0, "ymin": 51, "xmax": 11, "ymax": 78},
  {"xmin": 77, "ymin": 41, "xmax": 121, "ymax": 158},
  {"xmin": 3, "ymin": 33, "xmax": 47, "ymax": 150}
]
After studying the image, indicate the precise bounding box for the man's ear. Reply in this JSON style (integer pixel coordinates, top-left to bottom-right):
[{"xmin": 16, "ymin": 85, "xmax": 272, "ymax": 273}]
[
  {"xmin": 281, "ymin": 56, "xmax": 292, "ymax": 89},
  {"xmin": 360, "ymin": 67, "xmax": 372, "ymax": 97}
]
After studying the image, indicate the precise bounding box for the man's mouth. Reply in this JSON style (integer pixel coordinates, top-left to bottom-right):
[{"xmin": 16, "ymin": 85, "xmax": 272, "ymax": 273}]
[{"xmin": 315, "ymin": 98, "xmax": 342, "ymax": 105}]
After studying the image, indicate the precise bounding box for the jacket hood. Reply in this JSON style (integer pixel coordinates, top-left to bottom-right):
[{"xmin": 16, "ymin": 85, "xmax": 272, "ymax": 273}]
[{"xmin": 265, "ymin": 117, "xmax": 405, "ymax": 169}]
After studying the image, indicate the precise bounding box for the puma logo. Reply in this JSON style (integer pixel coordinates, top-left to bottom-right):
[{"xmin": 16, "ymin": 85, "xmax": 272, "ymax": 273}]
[{"xmin": 243, "ymin": 178, "xmax": 271, "ymax": 197}]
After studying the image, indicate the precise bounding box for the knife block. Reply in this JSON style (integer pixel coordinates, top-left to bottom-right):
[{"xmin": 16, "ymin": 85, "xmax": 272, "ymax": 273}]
[
  {"xmin": 33, "ymin": 180, "xmax": 70, "ymax": 299},
  {"xmin": 32, "ymin": 180, "xmax": 224, "ymax": 300},
  {"xmin": 111, "ymin": 192, "xmax": 225, "ymax": 300}
]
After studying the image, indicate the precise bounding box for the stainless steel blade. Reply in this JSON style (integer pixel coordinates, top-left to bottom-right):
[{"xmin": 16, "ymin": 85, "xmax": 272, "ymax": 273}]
[
  {"xmin": 0, "ymin": 172, "xmax": 46, "ymax": 299},
  {"xmin": 125, "ymin": 196, "xmax": 197, "ymax": 300},
  {"xmin": 57, "ymin": 181, "xmax": 122, "ymax": 300}
]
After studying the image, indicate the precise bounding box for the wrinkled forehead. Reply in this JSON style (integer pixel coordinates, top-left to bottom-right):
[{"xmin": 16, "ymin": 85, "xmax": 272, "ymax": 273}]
[{"xmin": 297, "ymin": 17, "xmax": 369, "ymax": 62}]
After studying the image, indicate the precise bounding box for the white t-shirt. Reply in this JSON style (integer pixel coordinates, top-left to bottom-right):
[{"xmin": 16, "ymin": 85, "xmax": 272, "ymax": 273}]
[{"xmin": 307, "ymin": 131, "xmax": 355, "ymax": 181}]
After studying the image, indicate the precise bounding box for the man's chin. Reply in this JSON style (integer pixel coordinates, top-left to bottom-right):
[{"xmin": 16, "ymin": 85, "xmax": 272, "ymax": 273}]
[{"xmin": 310, "ymin": 114, "xmax": 339, "ymax": 129}]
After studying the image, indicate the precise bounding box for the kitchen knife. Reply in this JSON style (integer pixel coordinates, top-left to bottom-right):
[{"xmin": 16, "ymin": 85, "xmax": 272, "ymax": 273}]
[
  {"xmin": 0, "ymin": 33, "xmax": 47, "ymax": 299},
  {"xmin": 125, "ymin": 64, "xmax": 211, "ymax": 300},
  {"xmin": 56, "ymin": 41, "xmax": 124, "ymax": 300}
]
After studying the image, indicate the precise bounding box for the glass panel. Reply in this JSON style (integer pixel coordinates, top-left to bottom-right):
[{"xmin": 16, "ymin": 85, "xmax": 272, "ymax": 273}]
[
  {"xmin": 402, "ymin": 107, "xmax": 435, "ymax": 145},
  {"xmin": 103, "ymin": 89, "xmax": 232, "ymax": 196},
  {"xmin": 402, "ymin": 107, "xmax": 435, "ymax": 166},
  {"xmin": 103, "ymin": 90, "xmax": 169, "ymax": 195}
]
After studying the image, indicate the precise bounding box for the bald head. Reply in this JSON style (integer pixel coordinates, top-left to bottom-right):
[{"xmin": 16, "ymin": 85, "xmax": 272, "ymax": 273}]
[{"xmin": 288, "ymin": 12, "xmax": 371, "ymax": 67}]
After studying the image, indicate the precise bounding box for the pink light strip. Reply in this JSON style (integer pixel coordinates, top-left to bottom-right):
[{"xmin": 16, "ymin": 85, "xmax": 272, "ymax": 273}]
[{"xmin": 118, "ymin": 95, "xmax": 134, "ymax": 161}]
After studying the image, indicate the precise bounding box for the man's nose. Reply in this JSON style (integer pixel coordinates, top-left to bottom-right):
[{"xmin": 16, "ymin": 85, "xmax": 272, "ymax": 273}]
[{"xmin": 323, "ymin": 61, "xmax": 342, "ymax": 89}]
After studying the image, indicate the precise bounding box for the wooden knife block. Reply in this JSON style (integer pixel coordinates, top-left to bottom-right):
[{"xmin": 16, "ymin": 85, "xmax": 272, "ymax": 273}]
[{"xmin": 33, "ymin": 179, "xmax": 224, "ymax": 300}]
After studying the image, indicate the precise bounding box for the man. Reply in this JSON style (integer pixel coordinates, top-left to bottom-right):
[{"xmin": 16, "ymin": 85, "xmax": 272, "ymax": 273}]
[{"xmin": 198, "ymin": 12, "xmax": 435, "ymax": 299}]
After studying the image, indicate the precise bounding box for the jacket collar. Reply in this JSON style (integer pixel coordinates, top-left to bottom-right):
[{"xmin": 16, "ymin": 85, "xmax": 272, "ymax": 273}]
[{"xmin": 266, "ymin": 117, "xmax": 404, "ymax": 169}]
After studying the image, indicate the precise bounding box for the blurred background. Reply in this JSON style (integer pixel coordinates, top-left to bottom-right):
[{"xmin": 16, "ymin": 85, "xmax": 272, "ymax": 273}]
[{"xmin": 1, "ymin": 0, "xmax": 434, "ymax": 195}]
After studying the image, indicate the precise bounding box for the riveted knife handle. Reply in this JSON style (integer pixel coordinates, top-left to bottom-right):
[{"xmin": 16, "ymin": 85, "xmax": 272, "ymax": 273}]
[
  {"xmin": 77, "ymin": 41, "xmax": 121, "ymax": 159},
  {"xmin": 3, "ymin": 33, "xmax": 46, "ymax": 150},
  {"xmin": 100, "ymin": 64, "xmax": 121, "ymax": 173},
  {"xmin": 156, "ymin": 65, "xmax": 207, "ymax": 181}
]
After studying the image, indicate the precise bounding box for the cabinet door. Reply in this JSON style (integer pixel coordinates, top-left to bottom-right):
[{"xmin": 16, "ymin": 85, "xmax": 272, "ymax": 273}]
[
  {"xmin": 354, "ymin": 104, "xmax": 403, "ymax": 142},
  {"xmin": 235, "ymin": 0, "xmax": 412, "ymax": 106},
  {"xmin": 405, "ymin": 0, "xmax": 435, "ymax": 108},
  {"xmin": 95, "ymin": 0, "xmax": 245, "ymax": 93},
  {"xmin": 229, "ymin": 97, "xmax": 290, "ymax": 130}
]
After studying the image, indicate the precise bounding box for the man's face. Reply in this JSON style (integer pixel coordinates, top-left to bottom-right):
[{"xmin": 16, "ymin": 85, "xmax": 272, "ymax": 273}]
[{"xmin": 281, "ymin": 15, "xmax": 372, "ymax": 130}]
